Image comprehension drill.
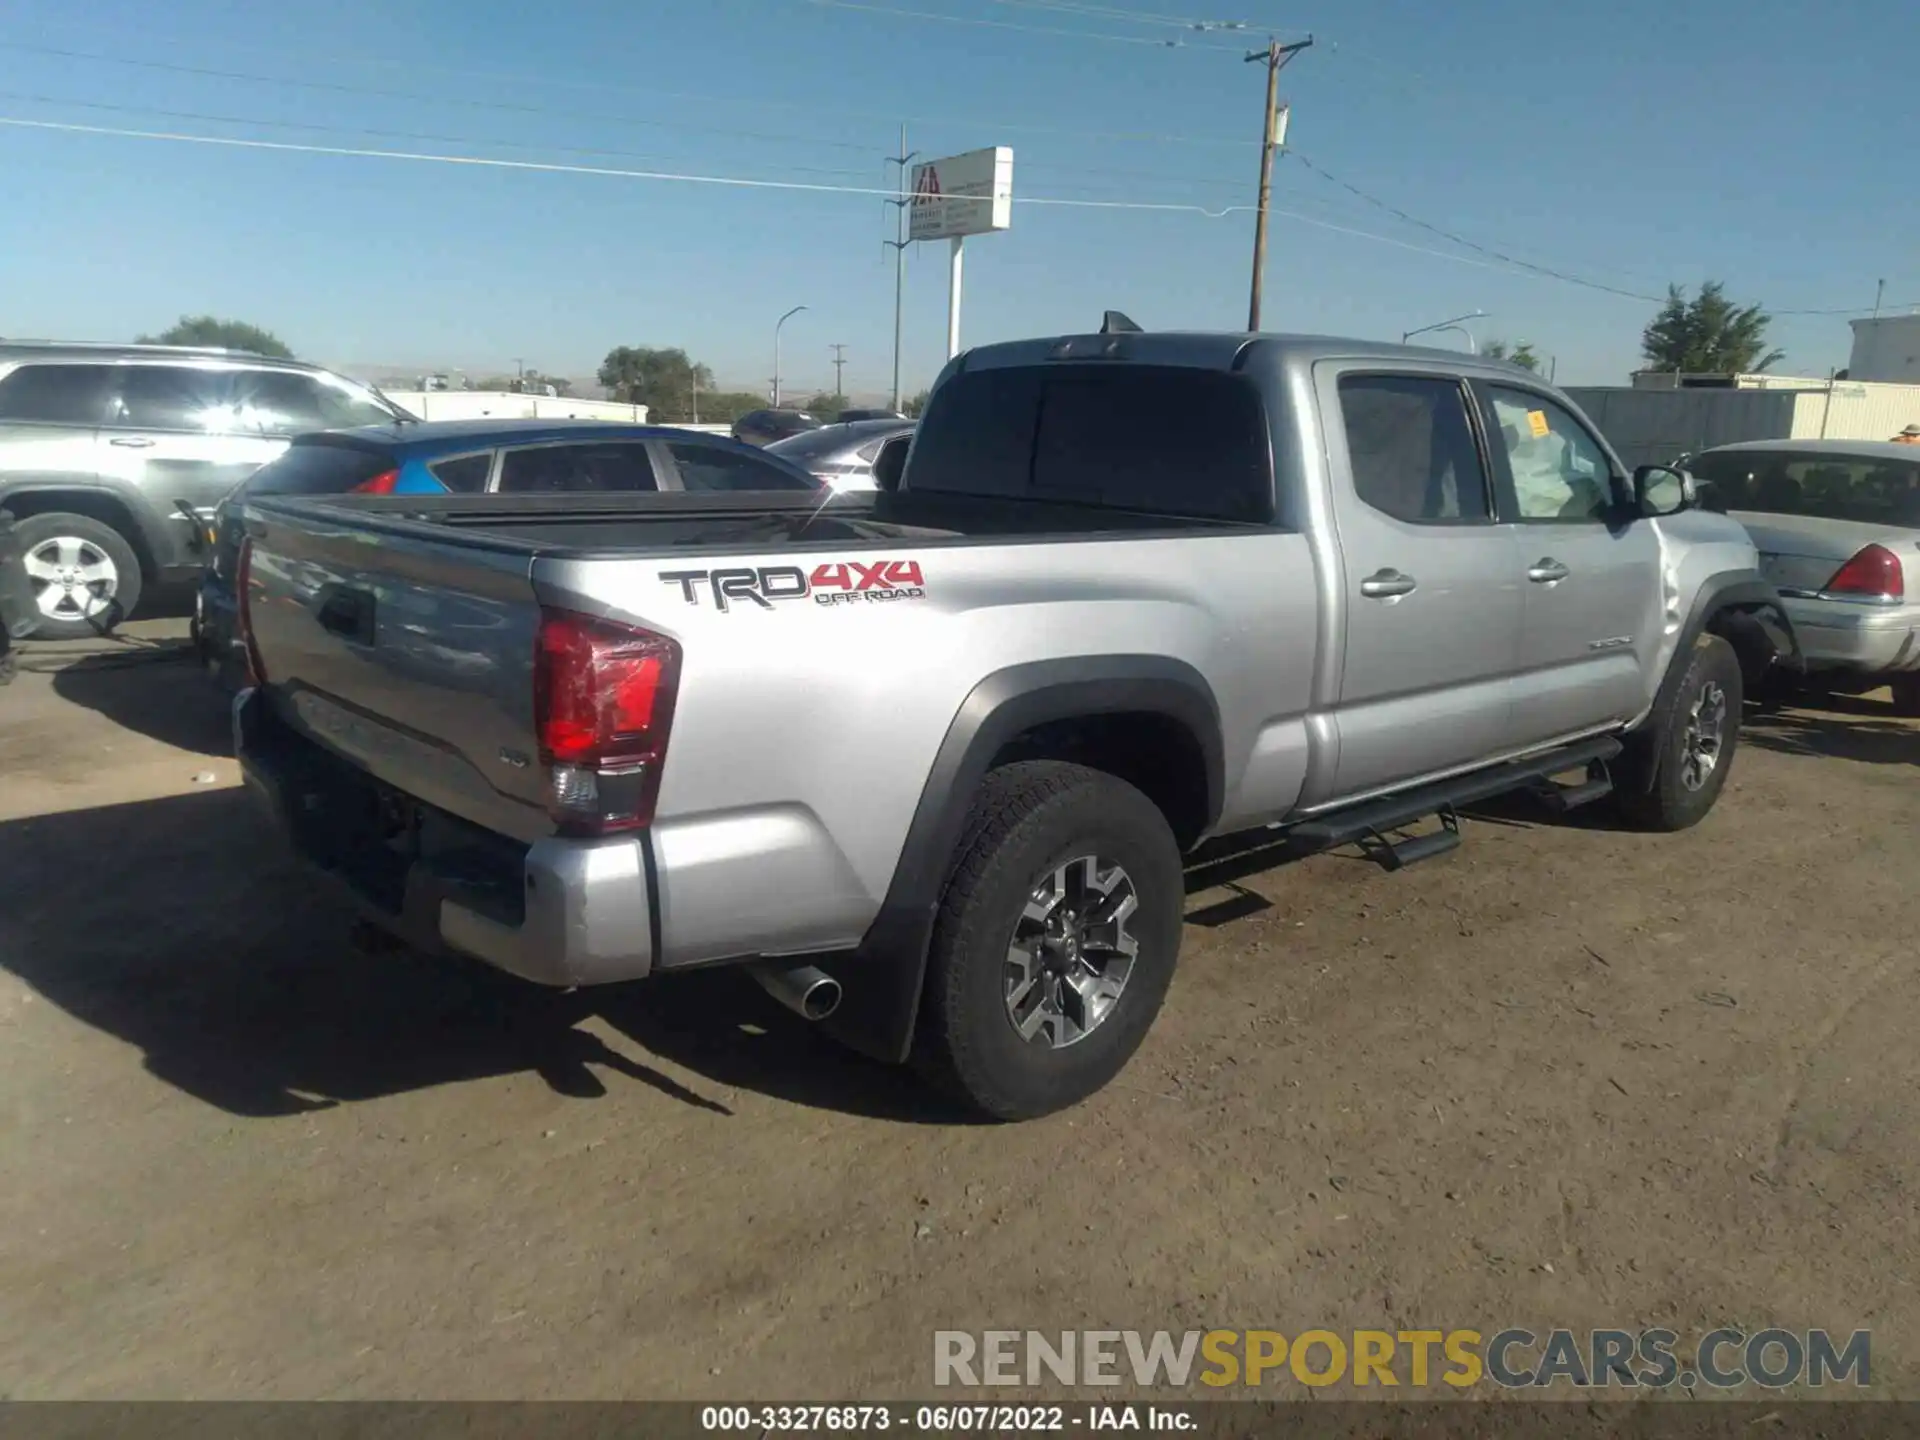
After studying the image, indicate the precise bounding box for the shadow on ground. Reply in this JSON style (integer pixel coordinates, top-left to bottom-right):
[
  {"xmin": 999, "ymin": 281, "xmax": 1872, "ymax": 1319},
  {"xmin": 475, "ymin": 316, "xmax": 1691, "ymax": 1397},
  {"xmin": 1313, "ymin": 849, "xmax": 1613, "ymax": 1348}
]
[
  {"xmin": 42, "ymin": 646, "xmax": 233, "ymax": 757},
  {"xmin": 0, "ymin": 787, "xmax": 974, "ymax": 1126},
  {"xmin": 1742, "ymin": 692, "xmax": 1917, "ymax": 767}
]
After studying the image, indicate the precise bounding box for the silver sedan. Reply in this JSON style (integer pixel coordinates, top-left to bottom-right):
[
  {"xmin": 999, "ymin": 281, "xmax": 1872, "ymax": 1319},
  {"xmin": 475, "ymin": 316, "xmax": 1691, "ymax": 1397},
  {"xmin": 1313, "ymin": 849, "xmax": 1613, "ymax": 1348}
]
[
  {"xmin": 767, "ymin": 418, "xmax": 915, "ymax": 492},
  {"xmin": 1687, "ymin": 439, "xmax": 1920, "ymax": 710}
]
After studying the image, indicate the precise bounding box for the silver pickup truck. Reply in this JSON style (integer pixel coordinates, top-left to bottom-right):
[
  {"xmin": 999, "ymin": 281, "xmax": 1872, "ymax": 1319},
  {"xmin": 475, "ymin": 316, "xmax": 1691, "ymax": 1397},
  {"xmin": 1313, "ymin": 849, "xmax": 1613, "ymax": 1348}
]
[{"xmin": 233, "ymin": 329, "xmax": 1797, "ymax": 1120}]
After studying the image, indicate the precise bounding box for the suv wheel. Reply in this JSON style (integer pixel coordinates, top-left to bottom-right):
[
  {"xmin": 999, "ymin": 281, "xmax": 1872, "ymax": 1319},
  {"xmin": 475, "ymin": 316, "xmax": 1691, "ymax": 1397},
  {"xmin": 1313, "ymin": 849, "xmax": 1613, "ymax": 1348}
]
[
  {"xmin": 1617, "ymin": 634, "xmax": 1743, "ymax": 832},
  {"xmin": 17, "ymin": 512, "xmax": 141, "ymax": 640},
  {"xmin": 914, "ymin": 761, "xmax": 1184, "ymax": 1121}
]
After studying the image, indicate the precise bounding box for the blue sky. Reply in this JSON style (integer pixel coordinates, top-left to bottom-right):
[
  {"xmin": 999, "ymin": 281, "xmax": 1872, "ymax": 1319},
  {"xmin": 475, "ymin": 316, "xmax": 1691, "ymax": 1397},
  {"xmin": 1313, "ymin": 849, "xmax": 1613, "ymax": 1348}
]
[{"xmin": 0, "ymin": 0, "xmax": 1911, "ymax": 396}]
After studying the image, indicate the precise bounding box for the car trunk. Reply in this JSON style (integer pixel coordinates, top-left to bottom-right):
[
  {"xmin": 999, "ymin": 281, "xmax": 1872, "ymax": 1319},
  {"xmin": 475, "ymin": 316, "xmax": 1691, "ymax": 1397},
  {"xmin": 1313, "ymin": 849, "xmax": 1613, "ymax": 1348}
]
[{"xmin": 1733, "ymin": 511, "xmax": 1920, "ymax": 595}]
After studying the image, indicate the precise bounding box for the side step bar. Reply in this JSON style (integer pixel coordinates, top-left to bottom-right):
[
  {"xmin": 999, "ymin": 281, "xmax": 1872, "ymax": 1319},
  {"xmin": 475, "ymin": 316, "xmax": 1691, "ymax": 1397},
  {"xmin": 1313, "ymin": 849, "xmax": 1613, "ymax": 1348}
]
[{"xmin": 1287, "ymin": 735, "xmax": 1623, "ymax": 870}]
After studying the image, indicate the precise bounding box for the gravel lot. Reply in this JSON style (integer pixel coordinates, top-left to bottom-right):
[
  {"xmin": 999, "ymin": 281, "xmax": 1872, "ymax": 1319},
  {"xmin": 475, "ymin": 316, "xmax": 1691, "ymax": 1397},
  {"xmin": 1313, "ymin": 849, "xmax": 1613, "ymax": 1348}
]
[{"xmin": 2, "ymin": 619, "xmax": 1915, "ymax": 1400}]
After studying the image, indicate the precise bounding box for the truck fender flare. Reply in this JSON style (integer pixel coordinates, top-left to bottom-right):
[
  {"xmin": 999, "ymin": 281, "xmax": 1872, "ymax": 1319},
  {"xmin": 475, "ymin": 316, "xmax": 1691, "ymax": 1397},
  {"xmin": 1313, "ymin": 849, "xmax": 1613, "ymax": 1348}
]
[
  {"xmin": 821, "ymin": 655, "xmax": 1224, "ymax": 1065},
  {"xmin": 1623, "ymin": 568, "xmax": 1798, "ymax": 794}
]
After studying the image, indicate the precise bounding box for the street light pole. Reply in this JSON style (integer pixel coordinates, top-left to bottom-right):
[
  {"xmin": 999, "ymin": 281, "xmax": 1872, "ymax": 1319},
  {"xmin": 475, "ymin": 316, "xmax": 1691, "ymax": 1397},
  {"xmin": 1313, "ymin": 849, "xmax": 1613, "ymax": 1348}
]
[
  {"xmin": 773, "ymin": 305, "xmax": 807, "ymax": 407},
  {"xmin": 1402, "ymin": 311, "xmax": 1486, "ymax": 354}
]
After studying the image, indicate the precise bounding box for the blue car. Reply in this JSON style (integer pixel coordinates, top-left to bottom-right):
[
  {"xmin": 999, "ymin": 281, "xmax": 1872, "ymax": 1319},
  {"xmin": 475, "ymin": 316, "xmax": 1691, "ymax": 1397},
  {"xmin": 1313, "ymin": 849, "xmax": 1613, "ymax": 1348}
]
[{"xmin": 194, "ymin": 419, "xmax": 820, "ymax": 685}]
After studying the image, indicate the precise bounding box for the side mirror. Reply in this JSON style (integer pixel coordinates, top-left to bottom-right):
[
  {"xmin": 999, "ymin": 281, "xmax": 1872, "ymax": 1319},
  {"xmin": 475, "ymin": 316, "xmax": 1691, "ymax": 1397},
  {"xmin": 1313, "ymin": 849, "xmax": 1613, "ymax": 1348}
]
[
  {"xmin": 873, "ymin": 437, "xmax": 909, "ymax": 493},
  {"xmin": 1634, "ymin": 463, "xmax": 1695, "ymax": 517}
]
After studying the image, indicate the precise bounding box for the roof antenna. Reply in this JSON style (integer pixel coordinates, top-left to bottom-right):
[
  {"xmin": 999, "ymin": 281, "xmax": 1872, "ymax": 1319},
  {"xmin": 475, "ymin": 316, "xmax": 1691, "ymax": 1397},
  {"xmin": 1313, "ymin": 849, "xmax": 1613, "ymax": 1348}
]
[{"xmin": 1100, "ymin": 310, "xmax": 1143, "ymax": 335}]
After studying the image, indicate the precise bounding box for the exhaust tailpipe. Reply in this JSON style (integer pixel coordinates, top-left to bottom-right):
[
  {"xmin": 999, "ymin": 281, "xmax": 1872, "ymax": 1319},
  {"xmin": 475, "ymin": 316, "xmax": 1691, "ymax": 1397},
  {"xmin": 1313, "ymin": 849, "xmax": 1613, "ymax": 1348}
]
[{"xmin": 750, "ymin": 962, "xmax": 843, "ymax": 1022}]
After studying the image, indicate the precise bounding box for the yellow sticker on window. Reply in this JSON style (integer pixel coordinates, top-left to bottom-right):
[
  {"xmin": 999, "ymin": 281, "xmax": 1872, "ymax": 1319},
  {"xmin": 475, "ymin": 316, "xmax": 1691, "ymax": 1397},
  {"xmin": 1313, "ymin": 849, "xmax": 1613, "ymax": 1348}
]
[{"xmin": 1526, "ymin": 409, "xmax": 1551, "ymax": 439}]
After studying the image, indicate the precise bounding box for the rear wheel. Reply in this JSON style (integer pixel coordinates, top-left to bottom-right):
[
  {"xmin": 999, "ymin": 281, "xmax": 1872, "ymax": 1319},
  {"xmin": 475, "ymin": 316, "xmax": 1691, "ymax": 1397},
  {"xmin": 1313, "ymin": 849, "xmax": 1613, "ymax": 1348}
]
[
  {"xmin": 16, "ymin": 512, "xmax": 141, "ymax": 640},
  {"xmin": 1617, "ymin": 634, "xmax": 1743, "ymax": 831},
  {"xmin": 914, "ymin": 761, "xmax": 1184, "ymax": 1121}
]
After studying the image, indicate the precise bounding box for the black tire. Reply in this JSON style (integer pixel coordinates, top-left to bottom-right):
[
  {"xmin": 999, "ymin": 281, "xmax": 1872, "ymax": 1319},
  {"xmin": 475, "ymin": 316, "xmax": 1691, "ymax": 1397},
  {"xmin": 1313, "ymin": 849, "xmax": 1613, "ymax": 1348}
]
[
  {"xmin": 15, "ymin": 511, "xmax": 142, "ymax": 640},
  {"xmin": 913, "ymin": 760, "xmax": 1184, "ymax": 1121},
  {"xmin": 1616, "ymin": 634, "xmax": 1743, "ymax": 832},
  {"xmin": 1887, "ymin": 675, "xmax": 1920, "ymax": 718}
]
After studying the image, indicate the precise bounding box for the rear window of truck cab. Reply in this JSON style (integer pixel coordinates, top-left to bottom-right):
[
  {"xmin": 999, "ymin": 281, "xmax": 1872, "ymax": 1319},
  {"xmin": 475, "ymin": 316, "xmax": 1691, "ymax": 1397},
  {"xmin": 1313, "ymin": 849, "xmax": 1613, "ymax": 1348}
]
[{"xmin": 906, "ymin": 364, "xmax": 1273, "ymax": 523}]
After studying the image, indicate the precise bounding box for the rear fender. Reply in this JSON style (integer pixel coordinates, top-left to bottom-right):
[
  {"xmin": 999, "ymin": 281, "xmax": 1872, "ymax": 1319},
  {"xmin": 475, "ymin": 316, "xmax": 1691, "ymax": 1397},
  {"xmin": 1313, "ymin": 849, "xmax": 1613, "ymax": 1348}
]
[{"xmin": 820, "ymin": 656, "xmax": 1224, "ymax": 1064}]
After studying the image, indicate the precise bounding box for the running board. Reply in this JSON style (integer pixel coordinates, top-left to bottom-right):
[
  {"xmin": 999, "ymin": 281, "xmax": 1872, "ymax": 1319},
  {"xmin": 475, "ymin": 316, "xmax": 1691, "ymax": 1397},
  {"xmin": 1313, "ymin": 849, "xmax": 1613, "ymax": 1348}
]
[
  {"xmin": 1288, "ymin": 736, "xmax": 1624, "ymax": 868},
  {"xmin": 1526, "ymin": 760, "xmax": 1616, "ymax": 814}
]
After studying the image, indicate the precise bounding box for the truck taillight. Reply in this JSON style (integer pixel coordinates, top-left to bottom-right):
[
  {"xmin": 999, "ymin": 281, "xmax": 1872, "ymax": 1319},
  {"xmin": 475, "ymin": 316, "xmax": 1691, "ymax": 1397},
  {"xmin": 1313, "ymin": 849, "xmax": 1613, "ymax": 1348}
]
[
  {"xmin": 534, "ymin": 608, "xmax": 682, "ymax": 835},
  {"xmin": 235, "ymin": 537, "xmax": 268, "ymax": 685},
  {"xmin": 350, "ymin": 469, "xmax": 400, "ymax": 495},
  {"xmin": 1824, "ymin": 543, "xmax": 1904, "ymax": 600}
]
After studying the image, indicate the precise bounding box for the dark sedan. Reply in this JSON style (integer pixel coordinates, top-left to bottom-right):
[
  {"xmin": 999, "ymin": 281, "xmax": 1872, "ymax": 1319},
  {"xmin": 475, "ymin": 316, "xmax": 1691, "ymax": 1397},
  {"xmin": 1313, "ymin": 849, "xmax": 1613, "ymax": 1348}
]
[
  {"xmin": 194, "ymin": 418, "xmax": 817, "ymax": 687},
  {"xmin": 731, "ymin": 408, "xmax": 822, "ymax": 447}
]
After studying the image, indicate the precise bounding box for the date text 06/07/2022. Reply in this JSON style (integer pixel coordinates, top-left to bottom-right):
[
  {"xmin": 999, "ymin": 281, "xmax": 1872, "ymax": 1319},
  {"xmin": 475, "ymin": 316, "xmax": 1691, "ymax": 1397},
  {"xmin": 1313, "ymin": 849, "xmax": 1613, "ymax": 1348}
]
[{"xmin": 699, "ymin": 1403, "xmax": 1196, "ymax": 1432}]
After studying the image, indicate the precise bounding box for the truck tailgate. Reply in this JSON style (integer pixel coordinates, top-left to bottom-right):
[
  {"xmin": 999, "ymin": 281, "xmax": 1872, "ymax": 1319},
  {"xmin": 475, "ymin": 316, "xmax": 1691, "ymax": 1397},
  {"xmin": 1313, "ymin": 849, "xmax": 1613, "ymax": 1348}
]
[{"xmin": 243, "ymin": 502, "xmax": 552, "ymax": 842}]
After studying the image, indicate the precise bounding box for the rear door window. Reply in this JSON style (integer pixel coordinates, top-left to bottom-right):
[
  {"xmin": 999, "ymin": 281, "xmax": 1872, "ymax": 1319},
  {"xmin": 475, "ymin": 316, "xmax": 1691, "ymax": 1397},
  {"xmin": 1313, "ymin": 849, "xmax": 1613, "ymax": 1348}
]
[
  {"xmin": 907, "ymin": 365, "xmax": 1271, "ymax": 522},
  {"xmin": 669, "ymin": 443, "xmax": 816, "ymax": 491},
  {"xmin": 428, "ymin": 453, "xmax": 493, "ymax": 492},
  {"xmin": 245, "ymin": 443, "xmax": 396, "ymax": 495},
  {"xmin": 1337, "ymin": 374, "xmax": 1491, "ymax": 524},
  {"xmin": 0, "ymin": 363, "xmax": 113, "ymax": 424},
  {"xmin": 497, "ymin": 442, "xmax": 658, "ymax": 493},
  {"xmin": 109, "ymin": 366, "xmax": 233, "ymax": 431},
  {"xmin": 233, "ymin": 371, "xmax": 396, "ymax": 434}
]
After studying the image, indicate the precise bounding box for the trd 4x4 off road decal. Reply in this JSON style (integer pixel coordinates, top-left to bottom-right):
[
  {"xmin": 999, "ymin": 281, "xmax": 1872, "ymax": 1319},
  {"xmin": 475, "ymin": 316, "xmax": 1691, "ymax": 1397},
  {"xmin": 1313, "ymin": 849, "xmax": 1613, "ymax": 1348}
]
[{"xmin": 660, "ymin": 560, "xmax": 927, "ymax": 612}]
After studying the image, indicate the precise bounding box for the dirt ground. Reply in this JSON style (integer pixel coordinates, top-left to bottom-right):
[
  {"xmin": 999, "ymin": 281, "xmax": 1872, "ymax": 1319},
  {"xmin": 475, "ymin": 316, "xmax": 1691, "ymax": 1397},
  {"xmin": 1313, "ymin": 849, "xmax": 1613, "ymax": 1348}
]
[{"xmin": 2, "ymin": 618, "xmax": 1915, "ymax": 1402}]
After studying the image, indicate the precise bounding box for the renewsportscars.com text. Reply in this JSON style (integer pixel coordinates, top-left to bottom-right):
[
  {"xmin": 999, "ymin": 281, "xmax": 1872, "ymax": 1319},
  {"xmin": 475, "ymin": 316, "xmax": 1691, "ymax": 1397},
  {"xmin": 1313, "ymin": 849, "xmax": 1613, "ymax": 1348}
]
[{"xmin": 933, "ymin": 1328, "xmax": 1870, "ymax": 1391}]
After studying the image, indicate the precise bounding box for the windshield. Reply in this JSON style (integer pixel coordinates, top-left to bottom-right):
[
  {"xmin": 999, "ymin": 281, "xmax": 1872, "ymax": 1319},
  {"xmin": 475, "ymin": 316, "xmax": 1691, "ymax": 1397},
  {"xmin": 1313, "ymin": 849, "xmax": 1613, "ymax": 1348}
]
[{"xmin": 1689, "ymin": 449, "xmax": 1920, "ymax": 526}]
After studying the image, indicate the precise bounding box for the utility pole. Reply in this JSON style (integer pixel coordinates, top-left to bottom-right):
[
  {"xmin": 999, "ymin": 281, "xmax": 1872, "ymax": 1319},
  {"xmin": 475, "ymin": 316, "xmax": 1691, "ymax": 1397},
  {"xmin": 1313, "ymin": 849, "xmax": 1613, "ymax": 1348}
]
[
  {"xmin": 1243, "ymin": 35, "xmax": 1312, "ymax": 333},
  {"xmin": 830, "ymin": 344, "xmax": 848, "ymax": 398},
  {"xmin": 884, "ymin": 125, "xmax": 917, "ymax": 413}
]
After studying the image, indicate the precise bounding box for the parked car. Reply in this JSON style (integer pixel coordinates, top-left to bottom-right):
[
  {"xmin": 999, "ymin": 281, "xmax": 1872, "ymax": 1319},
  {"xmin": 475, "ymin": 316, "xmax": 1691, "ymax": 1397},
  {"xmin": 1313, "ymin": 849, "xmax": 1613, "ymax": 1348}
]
[
  {"xmin": 767, "ymin": 418, "xmax": 915, "ymax": 491},
  {"xmin": 1684, "ymin": 439, "xmax": 1920, "ymax": 712},
  {"xmin": 0, "ymin": 341, "xmax": 408, "ymax": 639},
  {"xmin": 195, "ymin": 419, "xmax": 818, "ymax": 687},
  {"xmin": 231, "ymin": 327, "xmax": 1794, "ymax": 1120},
  {"xmin": 731, "ymin": 408, "xmax": 821, "ymax": 447},
  {"xmin": 836, "ymin": 407, "xmax": 907, "ymax": 423},
  {"xmin": 0, "ymin": 508, "xmax": 36, "ymax": 683}
]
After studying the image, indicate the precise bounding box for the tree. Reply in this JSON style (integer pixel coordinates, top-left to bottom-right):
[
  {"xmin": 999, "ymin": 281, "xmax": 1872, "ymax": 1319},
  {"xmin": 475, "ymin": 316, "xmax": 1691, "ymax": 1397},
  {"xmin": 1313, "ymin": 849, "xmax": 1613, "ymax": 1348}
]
[
  {"xmin": 903, "ymin": 388, "xmax": 932, "ymax": 418},
  {"xmin": 1640, "ymin": 282, "xmax": 1783, "ymax": 375},
  {"xmin": 801, "ymin": 391, "xmax": 844, "ymax": 422},
  {"xmin": 597, "ymin": 346, "xmax": 714, "ymax": 420},
  {"xmin": 695, "ymin": 391, "xmax": 766, "ymax": 424},
  {"xmin": 1483, "ymin": 339, "xmax": 1541, "ymax": 373},
  {"xmin": 137, "ymin": 315, "xmax": 292, "ymax": 358}
]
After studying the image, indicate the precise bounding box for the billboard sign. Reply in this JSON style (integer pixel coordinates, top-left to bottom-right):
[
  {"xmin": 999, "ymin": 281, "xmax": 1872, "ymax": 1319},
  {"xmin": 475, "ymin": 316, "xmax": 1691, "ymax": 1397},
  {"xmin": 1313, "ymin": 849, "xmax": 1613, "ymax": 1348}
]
[{"xmin": 909, "ymin": 147, "xmax": 1014, "ymax": 242}]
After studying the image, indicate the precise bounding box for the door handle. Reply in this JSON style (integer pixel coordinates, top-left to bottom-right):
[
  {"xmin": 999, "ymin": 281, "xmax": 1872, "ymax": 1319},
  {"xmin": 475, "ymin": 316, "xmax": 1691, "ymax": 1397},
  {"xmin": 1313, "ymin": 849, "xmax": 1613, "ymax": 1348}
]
[
  {"xmin": 1528, "ymin": 558, "xmax": 1571, "ymax": 584},
  {"xmin": 108, "ymin": 436, "xmax": 155, "ymax": 448},
  {"xmin": 1359, "ymin": 568, "xmax": 1417, "ymax": 599}
]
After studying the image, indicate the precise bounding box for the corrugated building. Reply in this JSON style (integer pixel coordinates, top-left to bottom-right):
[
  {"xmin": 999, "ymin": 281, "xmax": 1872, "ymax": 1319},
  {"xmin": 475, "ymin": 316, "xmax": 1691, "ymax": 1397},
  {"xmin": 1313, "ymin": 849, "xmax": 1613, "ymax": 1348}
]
[{"xmin": 1568, "ymin": 378, "xmax": 1920, "ymax": 469}]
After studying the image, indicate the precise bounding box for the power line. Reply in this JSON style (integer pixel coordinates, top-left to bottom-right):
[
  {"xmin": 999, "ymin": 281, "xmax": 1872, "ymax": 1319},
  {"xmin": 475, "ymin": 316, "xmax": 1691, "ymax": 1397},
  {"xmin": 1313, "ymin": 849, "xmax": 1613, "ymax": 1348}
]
[
  {"xmin": 1285, "ymin": 149, "xmax": 1920, "ymax": 316},
  {"xmin": 1286, "ymin": 149, "xmax": 1666, "ymax": 303},
  {"xmin": 992, "ymin": 0, "xmax": 1253, "ymax": 30},
  {"xmin": 804, "ymin": 0, "xmax": 1241, "ymax": 47},
  {"xmin": 6, "ymin": 110, "xmax": 1909, "ymax": 317},
  {"xmin": 13, "ymin": 17, "xmax": 1263, "ymax": 150},
  {"xmin": 0, "ymin": 90, "xmax": 883, "ymax": 178},
  {"xmin": 0, "ymin": 40, "xmax": 884, "ymax": 155}
]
